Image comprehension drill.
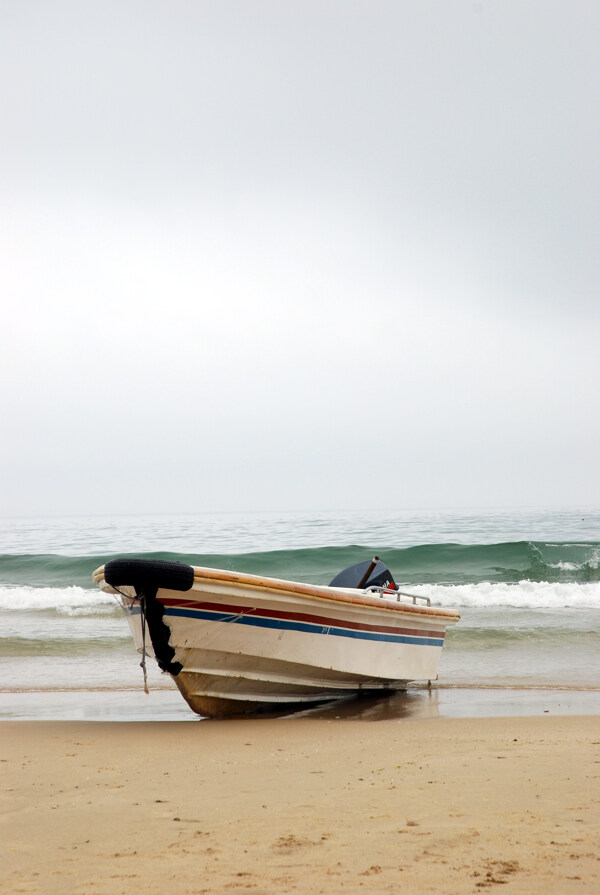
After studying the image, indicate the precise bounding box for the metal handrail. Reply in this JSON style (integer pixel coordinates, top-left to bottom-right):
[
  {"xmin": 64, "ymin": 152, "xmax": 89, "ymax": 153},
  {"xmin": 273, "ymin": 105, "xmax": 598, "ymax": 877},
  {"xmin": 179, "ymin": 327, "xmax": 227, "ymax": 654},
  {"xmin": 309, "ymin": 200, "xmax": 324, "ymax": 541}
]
[{"xmin": 364, "ymin": 585, "xmax": 431, "ymax": 607}]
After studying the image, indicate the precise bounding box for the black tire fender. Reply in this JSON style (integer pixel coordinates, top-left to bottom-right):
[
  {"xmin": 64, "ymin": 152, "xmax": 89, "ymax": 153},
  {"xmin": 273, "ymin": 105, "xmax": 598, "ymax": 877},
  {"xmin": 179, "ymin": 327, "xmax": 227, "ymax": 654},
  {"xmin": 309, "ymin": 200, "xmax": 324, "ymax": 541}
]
[{"xmin": 104, "ymin": 558, "xmax": 194, "ymax": 592}]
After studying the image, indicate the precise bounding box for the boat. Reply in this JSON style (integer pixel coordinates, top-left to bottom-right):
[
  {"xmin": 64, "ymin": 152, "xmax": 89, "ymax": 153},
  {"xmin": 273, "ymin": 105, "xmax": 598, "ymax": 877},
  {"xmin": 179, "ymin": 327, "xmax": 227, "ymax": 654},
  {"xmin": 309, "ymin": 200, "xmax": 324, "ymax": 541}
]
[{"xmin": 92, "ymin": 556, "xmax": 460, "ymax": 717}]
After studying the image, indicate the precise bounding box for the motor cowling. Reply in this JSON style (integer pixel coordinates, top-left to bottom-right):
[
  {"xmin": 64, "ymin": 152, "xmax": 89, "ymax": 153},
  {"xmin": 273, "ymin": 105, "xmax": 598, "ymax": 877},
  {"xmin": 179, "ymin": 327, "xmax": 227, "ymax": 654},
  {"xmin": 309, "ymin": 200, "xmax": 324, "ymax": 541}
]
[{"xmin": 329, "ymin": 558, "xmax": 397, "ymax": 591}]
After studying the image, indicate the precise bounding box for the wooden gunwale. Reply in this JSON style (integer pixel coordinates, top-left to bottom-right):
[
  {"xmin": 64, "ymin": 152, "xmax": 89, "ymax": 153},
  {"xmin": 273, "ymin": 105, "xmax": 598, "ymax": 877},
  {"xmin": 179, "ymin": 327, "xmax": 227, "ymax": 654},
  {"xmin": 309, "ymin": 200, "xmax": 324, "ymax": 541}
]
[
  {"xmin": 93, "ymin": 564, "xmax": 460, "ymax": 622},
  {"xmin": 190, "ymin": 567, "xmax": 459, "ymax": 620}
]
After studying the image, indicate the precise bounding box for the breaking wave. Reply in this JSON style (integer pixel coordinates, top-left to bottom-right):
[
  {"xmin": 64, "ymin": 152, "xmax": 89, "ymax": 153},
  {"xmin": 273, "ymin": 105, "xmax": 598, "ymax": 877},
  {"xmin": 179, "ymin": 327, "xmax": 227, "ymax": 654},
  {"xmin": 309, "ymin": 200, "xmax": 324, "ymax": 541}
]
[{"xmin": 0, "ymin": 540, "xmax": 599, "ymax": 589}]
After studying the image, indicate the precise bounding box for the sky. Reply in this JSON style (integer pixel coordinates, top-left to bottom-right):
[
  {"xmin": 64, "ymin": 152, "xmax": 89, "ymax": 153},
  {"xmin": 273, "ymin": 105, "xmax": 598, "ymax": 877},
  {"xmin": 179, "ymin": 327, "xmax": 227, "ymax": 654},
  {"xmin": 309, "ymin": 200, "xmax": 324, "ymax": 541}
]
[{"xmin": 1, "ymin": 0, "xmax": 599, "ymax": 516}]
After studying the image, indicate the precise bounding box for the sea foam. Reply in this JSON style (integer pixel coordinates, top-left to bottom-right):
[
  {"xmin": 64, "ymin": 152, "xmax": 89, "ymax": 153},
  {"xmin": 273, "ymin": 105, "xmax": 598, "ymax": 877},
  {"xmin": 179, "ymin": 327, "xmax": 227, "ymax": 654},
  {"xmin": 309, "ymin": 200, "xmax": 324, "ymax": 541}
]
[
  {"xmin": 410, "ymin": 580, "xmax": 600, "ymax": 609},
  {"xmin": 2, "ymin": 579, "xmax": 598, "ymax": 614},
  {"xmin": 0, "ymin": 585, "xmax": 119, "ymax": 616}
]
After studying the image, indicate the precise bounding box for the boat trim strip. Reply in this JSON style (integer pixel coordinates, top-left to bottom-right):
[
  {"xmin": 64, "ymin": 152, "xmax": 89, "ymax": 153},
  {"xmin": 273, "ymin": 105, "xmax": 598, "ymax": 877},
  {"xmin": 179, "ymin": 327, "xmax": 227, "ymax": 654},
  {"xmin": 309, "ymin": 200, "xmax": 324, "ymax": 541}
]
[{"xmin": 164, "ymin": 604, "xmax": 445, "ymax": 646}]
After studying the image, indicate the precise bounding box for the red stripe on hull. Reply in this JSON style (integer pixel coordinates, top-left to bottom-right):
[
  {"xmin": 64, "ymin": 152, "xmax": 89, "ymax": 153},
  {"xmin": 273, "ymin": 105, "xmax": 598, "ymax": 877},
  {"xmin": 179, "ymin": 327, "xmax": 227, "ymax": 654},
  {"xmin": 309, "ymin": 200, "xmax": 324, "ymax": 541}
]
[{"xmin": 160, "ymin": 596, "xmax": 445, "ymax": 640}]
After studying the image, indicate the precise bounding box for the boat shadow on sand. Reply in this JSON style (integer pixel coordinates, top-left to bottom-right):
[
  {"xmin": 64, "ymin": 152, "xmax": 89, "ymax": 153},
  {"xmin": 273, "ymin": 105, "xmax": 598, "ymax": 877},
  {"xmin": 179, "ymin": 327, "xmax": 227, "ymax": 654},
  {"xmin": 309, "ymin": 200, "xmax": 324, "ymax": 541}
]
[{"xmin": 206, "ymin": 688, "xmax": 442, "ymax": 722}]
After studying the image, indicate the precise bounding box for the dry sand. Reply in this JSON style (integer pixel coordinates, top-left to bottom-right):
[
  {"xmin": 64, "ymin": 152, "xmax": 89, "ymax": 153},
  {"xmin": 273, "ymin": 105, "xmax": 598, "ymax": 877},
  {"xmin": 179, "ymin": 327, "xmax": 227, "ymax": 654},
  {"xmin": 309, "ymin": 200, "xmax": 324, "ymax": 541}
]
[{"xmin": 2, "ymin": 715, "xmax": 599, "ymax": 894}]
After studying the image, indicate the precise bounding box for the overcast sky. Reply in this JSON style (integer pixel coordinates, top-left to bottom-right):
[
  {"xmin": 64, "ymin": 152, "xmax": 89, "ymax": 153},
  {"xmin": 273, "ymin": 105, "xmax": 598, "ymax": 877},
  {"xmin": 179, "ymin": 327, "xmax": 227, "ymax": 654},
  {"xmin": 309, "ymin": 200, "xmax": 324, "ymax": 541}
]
[{"xmin": 2, "ymin": 0, "xmax": 599, "ymax": 516}]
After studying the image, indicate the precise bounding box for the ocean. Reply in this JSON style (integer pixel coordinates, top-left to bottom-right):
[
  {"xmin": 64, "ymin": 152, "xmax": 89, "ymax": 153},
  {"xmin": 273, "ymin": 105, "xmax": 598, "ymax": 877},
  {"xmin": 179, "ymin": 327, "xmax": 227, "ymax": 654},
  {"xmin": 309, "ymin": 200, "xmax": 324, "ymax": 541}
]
[{"xmin": 1, "ymin": 508, "xmax": 598, "ymax": 721}]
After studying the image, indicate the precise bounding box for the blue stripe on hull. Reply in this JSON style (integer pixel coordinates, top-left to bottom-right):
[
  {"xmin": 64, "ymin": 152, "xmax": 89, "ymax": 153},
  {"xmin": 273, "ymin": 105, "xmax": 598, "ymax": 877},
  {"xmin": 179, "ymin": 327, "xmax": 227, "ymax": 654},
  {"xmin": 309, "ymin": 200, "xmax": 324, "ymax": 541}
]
[{"xmin": 164, "ymin": 606, "xmax": 444, "ymax": 647}]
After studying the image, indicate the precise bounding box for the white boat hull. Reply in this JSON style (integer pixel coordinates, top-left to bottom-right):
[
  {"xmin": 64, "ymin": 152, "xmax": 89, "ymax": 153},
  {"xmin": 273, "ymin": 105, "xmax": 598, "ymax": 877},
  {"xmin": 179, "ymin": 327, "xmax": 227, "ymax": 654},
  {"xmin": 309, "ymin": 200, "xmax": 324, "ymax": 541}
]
[{"xmin": 94, "ymin": 563, "xmax": 459, "ymax": 717}]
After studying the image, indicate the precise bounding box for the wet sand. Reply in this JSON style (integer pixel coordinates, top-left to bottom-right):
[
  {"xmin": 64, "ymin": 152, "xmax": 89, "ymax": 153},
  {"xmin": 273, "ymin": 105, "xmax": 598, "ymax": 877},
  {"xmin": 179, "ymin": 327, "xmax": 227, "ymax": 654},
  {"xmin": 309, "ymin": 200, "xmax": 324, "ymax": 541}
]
[
  {"xmin": 2, "ymin": 684, "xmax": 600, "ymax": 721},
  {"xmin": 2, "ymin": 714, "xmax": 599, "ymax": 893}
]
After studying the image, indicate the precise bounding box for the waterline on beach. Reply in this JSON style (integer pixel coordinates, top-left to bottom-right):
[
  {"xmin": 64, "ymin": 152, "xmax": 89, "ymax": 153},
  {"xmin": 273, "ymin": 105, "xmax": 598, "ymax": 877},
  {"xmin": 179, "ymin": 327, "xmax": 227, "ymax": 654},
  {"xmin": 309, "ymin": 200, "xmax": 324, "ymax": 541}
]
[{"xmin": 2, "ymin": 685, "xmax": 599, "ymax": 722}]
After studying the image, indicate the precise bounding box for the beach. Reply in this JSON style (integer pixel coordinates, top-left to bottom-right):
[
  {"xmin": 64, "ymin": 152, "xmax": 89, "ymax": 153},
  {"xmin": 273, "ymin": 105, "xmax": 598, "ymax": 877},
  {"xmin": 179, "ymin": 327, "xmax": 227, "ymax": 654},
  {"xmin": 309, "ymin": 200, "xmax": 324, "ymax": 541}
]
[
  {"xmin": 2, "ymin": 509, "xmax": 598, "ymax": 891},
  {"xmin": 3, "ymin": 0, "xmax": 599, "ymax": 884},
  {"xmin": 2, "ymin": 714, "xmax": 599, "ymax": 894}
]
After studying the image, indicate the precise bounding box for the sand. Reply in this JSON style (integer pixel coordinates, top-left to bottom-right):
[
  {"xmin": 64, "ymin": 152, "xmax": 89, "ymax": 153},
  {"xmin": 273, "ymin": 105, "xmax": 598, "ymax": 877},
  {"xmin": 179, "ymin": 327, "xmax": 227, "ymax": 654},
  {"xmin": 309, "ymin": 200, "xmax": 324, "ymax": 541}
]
[{"xmin": 2, "ymin": 715, "xmax": 599, "ymax": 894}]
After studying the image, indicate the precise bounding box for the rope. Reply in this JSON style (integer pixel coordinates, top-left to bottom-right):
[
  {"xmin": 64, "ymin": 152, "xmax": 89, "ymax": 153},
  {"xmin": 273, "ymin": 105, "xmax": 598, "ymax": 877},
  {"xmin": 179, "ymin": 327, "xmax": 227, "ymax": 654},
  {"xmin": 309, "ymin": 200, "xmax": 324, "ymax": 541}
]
[
  {"xmin": 108, "ymin": 582, "xmax": 150, "ymax": 694},
  {"xmin": 139, "ymin": 594, "xmax": 149, "ymax": 695}
]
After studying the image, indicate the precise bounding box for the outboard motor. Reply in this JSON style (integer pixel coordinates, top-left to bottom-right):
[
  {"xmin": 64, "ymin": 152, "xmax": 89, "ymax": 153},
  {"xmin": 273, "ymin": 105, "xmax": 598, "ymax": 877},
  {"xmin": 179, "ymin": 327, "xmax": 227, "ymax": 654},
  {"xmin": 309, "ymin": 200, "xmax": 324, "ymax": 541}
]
[{"xmin": 329, "ymin": 556, "xmax": 397, "ymax": 591}]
